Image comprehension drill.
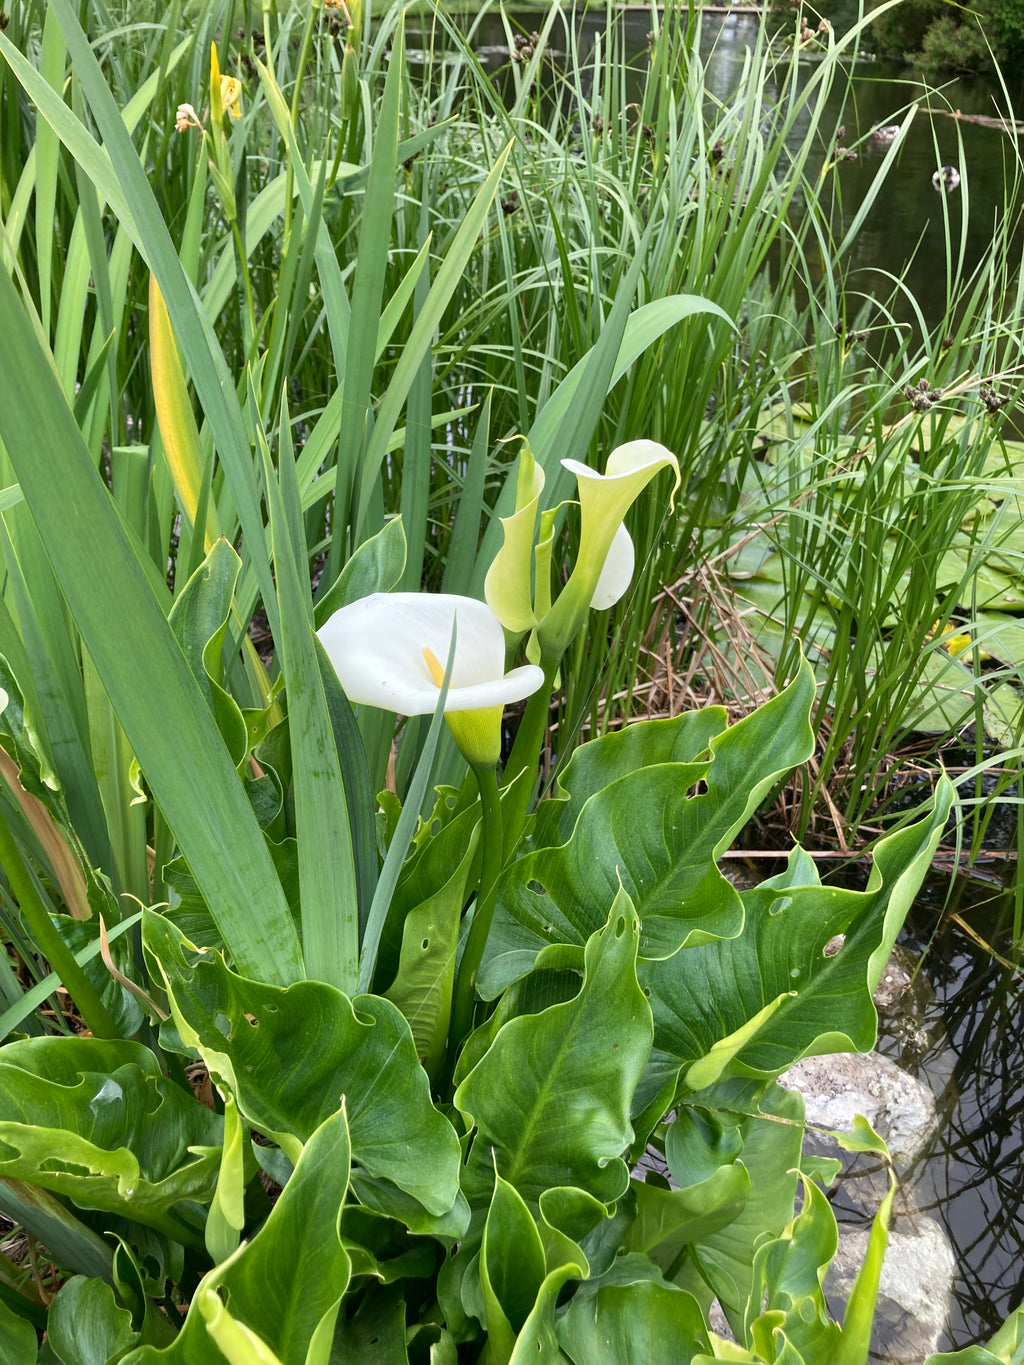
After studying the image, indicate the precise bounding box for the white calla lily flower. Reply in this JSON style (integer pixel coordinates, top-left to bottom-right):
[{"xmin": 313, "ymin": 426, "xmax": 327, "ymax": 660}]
[
  {"xmin": 317, "ymin": 593, "xmax": 545, "ymax": 766},
  {"xmin": 537, "ymin": 439, "xmax": 680, "ymax": 655},
  {"xmin": 561, "ymin": 440, "xmax": 680, "ymax": 581},
  {"xmin": 590, "ymin": 522, "xmax": 635, "ymax": 610}
]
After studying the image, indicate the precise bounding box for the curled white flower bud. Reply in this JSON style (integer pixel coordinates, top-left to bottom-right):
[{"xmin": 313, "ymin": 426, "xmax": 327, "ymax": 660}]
[{"xmin": 175, "ymin": 102, "xmax": 201, "ymax": 133}]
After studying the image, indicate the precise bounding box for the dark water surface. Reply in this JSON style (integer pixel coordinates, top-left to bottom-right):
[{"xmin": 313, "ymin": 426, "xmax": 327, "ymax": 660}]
[
  {"xmin": 880, "ymin": 877, "xmax": 1024, "ymax": 1348},
  {"xmin": 439, "ymin": 8, "xmax": 1024, "ymax": 339}
]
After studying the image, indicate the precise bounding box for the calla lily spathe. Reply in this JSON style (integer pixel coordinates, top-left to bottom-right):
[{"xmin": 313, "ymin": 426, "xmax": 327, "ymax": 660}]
[
  {"xmin": 590, "ymin": 522, "xmax": 635, "ymax": 610},
  {"xmin": 317, "ymin": 593, "xmax": 545, "ymax": 767},
  {"xmin": 484, "ymin": 438, "xmax": 679, "ymax": 661},
  {"xmin": 483, "ymin": 443, "xmax": 546, "ymax": 635},
  {"xmin": 544, "ymin": 439, "xmax": 679, "ymax": 639}
]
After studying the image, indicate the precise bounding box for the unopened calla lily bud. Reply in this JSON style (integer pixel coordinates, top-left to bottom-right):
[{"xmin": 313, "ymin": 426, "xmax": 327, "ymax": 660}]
[{"xmin": 484, "ymin": 439, "xmax": 545, "ymax": 636}]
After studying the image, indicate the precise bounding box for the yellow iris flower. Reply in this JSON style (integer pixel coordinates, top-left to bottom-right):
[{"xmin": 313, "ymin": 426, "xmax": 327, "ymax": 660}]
[{"xmin": 219, "ymin": 75, "xmax": 242, "ymax": 120}]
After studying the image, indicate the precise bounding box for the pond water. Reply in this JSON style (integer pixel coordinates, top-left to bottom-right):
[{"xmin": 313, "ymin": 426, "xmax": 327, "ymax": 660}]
[
  {"xmin": 444, "ymin": 7, "xmax": 1024, "ymax": 339},
  {"xmin": 876, "ymin": 875, "xmax": 1024, "ymax": 1349}
]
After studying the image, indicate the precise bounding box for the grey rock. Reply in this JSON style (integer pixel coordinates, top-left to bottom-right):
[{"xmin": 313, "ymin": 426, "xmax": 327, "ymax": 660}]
[
  {"xmin": 778, "ymin": 1050, "xmax": 937, "ymax": 1164},
  {"xmin": 875, "ymin": 945, "xmax": 945, "ymax": 1066},
  {"xmin": 826, "ymin": 1215, "xmax": 955, "ymax": 1361},
  {"xmin": 707, "ymin": 1298, "xmax": 736, "ymax": 1342},
  {"xmin": 777, "ymin": 1045, "xmax": 955, "ymax": 1361},
  {"xmin": 874, "ymin": 952, "xmax": 913, "ymax": 1011}
]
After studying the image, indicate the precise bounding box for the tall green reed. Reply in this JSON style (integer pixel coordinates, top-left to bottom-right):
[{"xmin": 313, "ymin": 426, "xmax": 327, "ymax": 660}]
[
  {"xmin": 695, "ymin": 76, "xmax": 1024, "ymax": 851},
  {"xmin": 0, "ymin": 0, "xmax": 709, "ymax": 997},
  {"xmin": 4, "ymin": 0, "xmax": 1024, "ymax": 995}
]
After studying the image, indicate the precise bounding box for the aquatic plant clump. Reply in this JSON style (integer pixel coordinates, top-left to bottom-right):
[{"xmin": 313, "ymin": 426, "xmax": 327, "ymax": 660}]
[{"xmin": 0, "ymin": 0, "xmax": 1023, "ymax": 1357}]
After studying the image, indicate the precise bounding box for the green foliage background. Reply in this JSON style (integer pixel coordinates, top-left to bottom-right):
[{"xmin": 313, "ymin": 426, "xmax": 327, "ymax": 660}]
[
  {"xmin": 867, "ymin": 0, "xmax": 1024, "ymax": 77},
  {"xmin": 1, "ymin": 0, "xmax": 1024, "ymax": 1355}
]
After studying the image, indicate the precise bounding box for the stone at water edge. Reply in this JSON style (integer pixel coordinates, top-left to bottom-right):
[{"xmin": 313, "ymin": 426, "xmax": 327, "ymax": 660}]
[
  {"xmin": 826, "ymin": 1217, "xmax": 955, "ymax": 1361},
  {"xmin": 777, "ymin": 1048, "xmax": 954, "ymax": 1362},
  {"xmin": 705, "ymin": 1209, "xmax": 955, "ymax": 1361},
  {"xmin": 779, "ymin": 1051, "xmax": 937, "ymax": 1165}
]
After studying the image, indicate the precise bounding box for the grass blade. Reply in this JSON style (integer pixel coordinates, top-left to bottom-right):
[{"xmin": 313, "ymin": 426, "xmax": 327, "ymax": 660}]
[
  {"xmin": 354, "ymin": 142, "xmax": 514, "ymax": 535},
  {"xmin": 331, "ymin": 20, "xmax": 405, "ymax": 552},
  {"xmin": 0, "ymin": 265, "xmax": 304, "ymax": 986},
  {"xmin": 254, "ymin": 385, "xmax": 360, "ymax": 993}
]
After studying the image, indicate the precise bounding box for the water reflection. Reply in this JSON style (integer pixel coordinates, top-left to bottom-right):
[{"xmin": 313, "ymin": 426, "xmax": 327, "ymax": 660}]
[
  {"xmin": 882, "ymin": 879, "xmax": 1024, "ymax": 1346},
  {"xmin": 454, "ymin": 8, "xmax": 1022, "ymax": 337}
]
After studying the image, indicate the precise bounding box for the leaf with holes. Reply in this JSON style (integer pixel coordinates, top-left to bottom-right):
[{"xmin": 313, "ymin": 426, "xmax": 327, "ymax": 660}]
[
  {"xmin": 144, "ymin": 912, "xmax": 463, "ymax": 1228},
  {"xmin": 480, "ymin": 664, "xmax": 816, "ymax": 998},
  {"xmin": 641, "ymin": 782, "xmax": 952, "ymax": 1084}
]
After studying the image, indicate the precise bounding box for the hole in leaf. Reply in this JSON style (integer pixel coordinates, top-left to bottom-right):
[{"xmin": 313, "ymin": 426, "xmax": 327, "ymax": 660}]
[
  {"xmin": 446, "ymin": 795, "xmax": 456, "ymax": 810},
  {"xmin": 431, "ymin": 819, "xmax": 441, "ymax": 837},
  {"xmin": 421, "ymin": 939, "xmax": 429, "ymax": 950},
  {"xmin": 615, "ymin": 917, "xmax": 626, "ymax": 938},
  {"xmin": 244, "ymin": 1013, "xmax": 259, "ymax": 1027},
  {"xmin": 527, "ymin": 880, "xmax": 547, "ymax": 896},
  {"xmin": 39, "ymin": 1159, "xmax": 92, "ymax": 1177},
  {"xmin": 214, "ymin": 1012, "xmax": 233, "ymax": 1040}
]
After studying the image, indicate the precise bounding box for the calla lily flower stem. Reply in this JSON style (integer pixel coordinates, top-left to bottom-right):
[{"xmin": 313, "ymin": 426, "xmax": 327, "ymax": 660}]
[
  {"xmin": 448, "ymin": 760, "xmax": 504, "ymax": 1066},
  {"xmin": 498, "ymin": 656, "xmax": 561, "ymax": 835}
]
